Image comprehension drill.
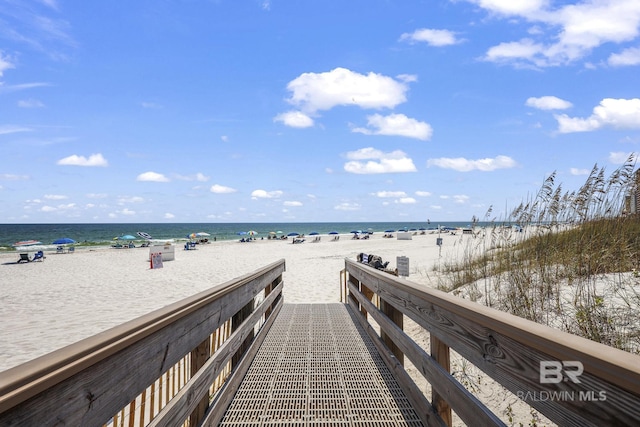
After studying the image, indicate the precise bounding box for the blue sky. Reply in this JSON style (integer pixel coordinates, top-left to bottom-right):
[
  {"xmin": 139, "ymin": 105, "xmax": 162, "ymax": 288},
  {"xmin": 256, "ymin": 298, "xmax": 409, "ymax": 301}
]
[{"xmin": 1, "ymin": 0, "xmax": 639, "ymax": 224}]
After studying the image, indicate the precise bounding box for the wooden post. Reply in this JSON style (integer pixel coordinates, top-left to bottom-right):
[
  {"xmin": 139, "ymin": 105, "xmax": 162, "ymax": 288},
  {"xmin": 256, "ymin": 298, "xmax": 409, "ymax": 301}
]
[
  {"xmin": 360, "ymin": 283, "xmax": 374, "ymax": 319},
  {"xmin": 380, "ymin": 298, "xmax": 404, "ymax": 365},
  {"xmin": 431, "ymin": 335, "xmax": 452, "ymax": 426},
  {"xmin": 189, "ymin": 338, "xmax": 210, "ymax": 426},
  {"xmin": 347, "ymin": 274, "xmax": 360, "ymax": 309}
]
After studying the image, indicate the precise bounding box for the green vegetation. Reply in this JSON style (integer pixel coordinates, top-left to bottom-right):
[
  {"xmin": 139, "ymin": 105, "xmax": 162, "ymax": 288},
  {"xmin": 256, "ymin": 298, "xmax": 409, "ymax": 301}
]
[{"xmin": 435, "ymin": 156, "xmax": 640, "ymax": 354}]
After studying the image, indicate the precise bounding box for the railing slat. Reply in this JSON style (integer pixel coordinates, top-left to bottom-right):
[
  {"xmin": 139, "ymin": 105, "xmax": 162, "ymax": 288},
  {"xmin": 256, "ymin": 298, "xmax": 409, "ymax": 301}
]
[
  {"xmin": 348, "ymin": 281, "xmax": 505, "ymax": 427},
  {"xmin": 345, "ymin": 258, "xmax": 640, "ymax": 427},
  {"xmin": 0, "ymin": 259, "xmax": 285, "ymax": 427},
  {"xmin": 149, "ymin": 282, "xmax": 283, "ymax": 427}
]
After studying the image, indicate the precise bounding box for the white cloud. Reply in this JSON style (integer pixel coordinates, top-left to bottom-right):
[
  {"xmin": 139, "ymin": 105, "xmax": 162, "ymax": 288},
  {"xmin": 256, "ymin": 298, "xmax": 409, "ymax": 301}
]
[
  {"xmin": 555, "ymin": 98, "xmax": 640, "ymax": 133},
  {"xmin": 0, "ymin": 125, "xmax": 32, "ymax": 135},
  {"xmin": 175, "ymin": 172, "xmax": 210, "ymax": 182},
  {"xmin": 44, "ymin": 194, "xmax": 67, "ymax": 200},
  {"xmin": 608, "ymin": 46, "xmax": 640, "ymax": 66},
  {"xmin": 251, "ymin": 189, "xmax": 283, "ymax": 199},
  {"xmin": 427, "ymin": 155, "xmax": 517, "ymax": 172},
  {"xmin": 164, "ymin": 213, "xmax": 175, "ymax": 219},
  {"xmin": 221, "ymin": 135, "xmax": 229, "ymax": 142},
  {"xmin": 609, "ymin": 151, "xmax": 635, "ymax": 164},
  {"xmin": 0, "ymin": 51, "xmax": 15, "ymax": 77},
  {"xmin": 570, "ymin": 167, "xmax": 590, "ymax": 175},
  {"xmin": 284, "ymin": 201, "xmax": 302, "ymax": 207},
  {"xmin": 344, "ymin": 148, "xmax": 417, "ymax": 174},
  {"xmin": 274, "ymin": 111, "xmax": 314, "ymax": 128},
  {"xmin": 395, "ymin": 197, "xmax": 417, "ymax": 204},
  {"xmin": 1, "ymin": 173, "xmax": 29, "ymax": 180},
  {"xmin": 415, "ymin": 191, "xmax": 432, "ymax": 197},
  {"xmin": 399, "ymin": 28, "xmax": 460, "ymax": 46},
  {"xmin": 18, "ymin": 99, "xmax": 45, "ymax": 108},
  {"xmin": 137, "ymin": 171, "xmax": 170, "ymax": 182},
  {"xmin": 352, "ymin": 113, "xmax": 433, "ymax": 141},
  {"xmin": 467, "ymin": 0, "xmax": 547, "ymax": 16},
  {"xmin": 373, "ymin": 191, "xmax": 407, "ymax": 198},
  {"xmin": 525, "ymin": 96, "xmax": 572, "ymax": 110},
  {"xmin": 453, "ymin": 195, "xmax": 470, "ymax": 204},
  {"xmin": 118, "ymin": 196, "xmax": 144, "ymax": 204},
  {"xmin": 334, "ymin": 202, "xmax": 360, "ymax": 211},
  {"xmin": 57, "ymin": 153, "xmax": 108, "ymax": 167},
  {"xmin": 86, "ymin": 193, "xmax": 108, "ymax": 199},
  {"xmin": 284, "ymin": 67, "xmax": 409, "ymax": 113},
  {"xmin": 210, "ymin": 184, "xmax": 237, "ymax": 194},
  {"xmin": 475, "ymin": 0, "xmax": 640, "ymax": 67}
]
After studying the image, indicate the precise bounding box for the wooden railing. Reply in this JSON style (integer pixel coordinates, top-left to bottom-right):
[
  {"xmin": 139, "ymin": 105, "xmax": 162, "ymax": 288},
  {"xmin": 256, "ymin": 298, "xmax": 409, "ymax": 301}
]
[
  {"xmin": 344, "ymin": 258, "xmax": 640, "ymax": 427},
  {"xmin": 0, "ymin": 259, "xmax": 285, "ymax": 427}
]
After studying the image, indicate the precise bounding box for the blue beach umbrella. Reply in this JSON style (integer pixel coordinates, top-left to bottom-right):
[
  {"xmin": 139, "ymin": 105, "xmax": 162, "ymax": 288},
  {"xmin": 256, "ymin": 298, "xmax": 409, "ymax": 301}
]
[
  {"xmin": 287, "ymin": 232, "xmax": 300, "ymax": 237},
  {"xmin": 309, "ymin": 231, "xmax": 319, "ymax": 235},
  {"xmin": 328, "ymin": 231, "xmax": 339, "ymax": 235},
  {"xmin": 52, "ymin": 237, "xmax": 75, "ymax": 245},
  {"xmin": 118, "ymin": 235, "xmax": 136, "ymax": 240},
  {"xmin": 384, "ymin": 229, "xmax": 395, "ymax": 233}
]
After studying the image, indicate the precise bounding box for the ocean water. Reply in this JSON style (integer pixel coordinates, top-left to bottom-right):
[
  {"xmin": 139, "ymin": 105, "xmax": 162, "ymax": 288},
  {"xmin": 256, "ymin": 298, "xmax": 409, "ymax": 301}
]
[{"xmin": 0, "ymin": 221, "xmax": 479, "ymax": 250}]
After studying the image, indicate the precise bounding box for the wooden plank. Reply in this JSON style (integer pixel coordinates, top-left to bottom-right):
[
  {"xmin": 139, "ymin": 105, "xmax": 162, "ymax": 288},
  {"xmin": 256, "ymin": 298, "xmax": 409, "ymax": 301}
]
[
  {"xmin": 346, "ymin": 259, "xmax": 640, "ymax": 427},
  {"xmin": 347, "ymin": 297, "xmax": 446, "ymax": 427},
  {"xmin": 0, "ymin": 261, "xmax": 285, "ymax": 426},
  {"xmin": 349, "ymin": 282, "xmax": 505, "ymax": 427},
  {"xmin": 147, "ymin": 283, "xmax": 283, "ymax": 427},
  {"xmin": 201, "ymin": 301, "xmax": 284, "ymax": 427}
]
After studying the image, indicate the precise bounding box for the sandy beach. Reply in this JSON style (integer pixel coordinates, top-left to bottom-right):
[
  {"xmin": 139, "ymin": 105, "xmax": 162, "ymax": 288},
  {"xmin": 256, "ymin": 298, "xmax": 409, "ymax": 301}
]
[
  {"xmin": 0, "ymin": 230, "xmax": 553, "ymax": 426},
  {"xmin": 0, "ymin": 231, "xmax": 458, "ymax": 370}
]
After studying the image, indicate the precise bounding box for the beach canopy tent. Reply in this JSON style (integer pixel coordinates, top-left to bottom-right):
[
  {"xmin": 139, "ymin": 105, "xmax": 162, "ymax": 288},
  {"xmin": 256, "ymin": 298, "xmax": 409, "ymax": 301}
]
[
  {"xmin": 12, "ymin": 240, "xmax": 42, "ymax": 247},
  {"xmin": 52, "ymin": 237, "xmax": 75, "ymax": 245}
]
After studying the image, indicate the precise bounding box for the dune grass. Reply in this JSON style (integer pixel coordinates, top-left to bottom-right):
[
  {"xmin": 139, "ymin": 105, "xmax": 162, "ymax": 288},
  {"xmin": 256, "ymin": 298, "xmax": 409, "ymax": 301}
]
[{"xmin": 435, "ymin": 156, "xmax": 640, "ymax": 354}]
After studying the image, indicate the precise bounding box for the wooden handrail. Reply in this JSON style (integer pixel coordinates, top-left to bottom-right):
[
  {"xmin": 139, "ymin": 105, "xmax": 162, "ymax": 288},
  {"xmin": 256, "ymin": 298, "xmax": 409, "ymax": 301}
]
[
  {"xmin": 0, "ymin": 259, "xmax": 285, "ymax": 426},
  {"xmin": 345, "ymin": 258, "xmax": 640, "ymax": 427}
]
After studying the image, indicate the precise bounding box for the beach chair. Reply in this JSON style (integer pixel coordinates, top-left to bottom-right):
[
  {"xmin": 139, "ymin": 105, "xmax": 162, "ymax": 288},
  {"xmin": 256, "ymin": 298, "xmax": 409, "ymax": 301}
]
[
  {"xmin": 56, "ymin": 246, "xmax": 65, "ymax": 254},
  {"xmin": 32, "ymin": 251, "xmax": 45, "ymax": 262},
  {"xmin": 17, "ymin": 253, "xmax": 30, "ymax": 263},
  {"xmin": 68, "ymin": 246, "xmax": 75, "ymax": 253}
]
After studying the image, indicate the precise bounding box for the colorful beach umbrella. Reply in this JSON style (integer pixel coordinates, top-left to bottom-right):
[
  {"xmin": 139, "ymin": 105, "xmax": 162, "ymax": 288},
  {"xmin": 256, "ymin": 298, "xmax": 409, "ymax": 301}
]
[
  {"xmin": 137, "ymin": 231, "xmax": 153, "ymax": 240},
  {"xmin": 195, "ymin": 232, "xmax": 210, "ymax": 237},
  {"xmin": 247, "ymin": 230, "xmax": 257, "ymax": 236},
  {"xmin": 52, "ymin": 237, "xmax": 75, "ymax": 245}
]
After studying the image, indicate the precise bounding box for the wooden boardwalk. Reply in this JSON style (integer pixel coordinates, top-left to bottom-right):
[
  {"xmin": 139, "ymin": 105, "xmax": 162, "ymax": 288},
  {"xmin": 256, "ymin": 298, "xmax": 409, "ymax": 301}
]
[{"xmin": 218, "ymin": 303, "xmax": 424, "ymax": 426}]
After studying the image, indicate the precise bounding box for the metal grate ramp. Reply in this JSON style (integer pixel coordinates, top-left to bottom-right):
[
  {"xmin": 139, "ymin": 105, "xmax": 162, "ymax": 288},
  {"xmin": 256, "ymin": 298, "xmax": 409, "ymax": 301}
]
[{"xmin": 219, "ymin": 303, "xmax": 424, "ymax": 426}]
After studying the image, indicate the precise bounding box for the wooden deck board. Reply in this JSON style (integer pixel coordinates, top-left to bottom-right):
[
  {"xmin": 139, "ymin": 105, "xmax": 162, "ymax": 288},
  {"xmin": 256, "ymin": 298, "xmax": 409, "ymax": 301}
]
[{"xmin": 218, "ymin": 303, "xmax": 425, "ymax": 426}]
